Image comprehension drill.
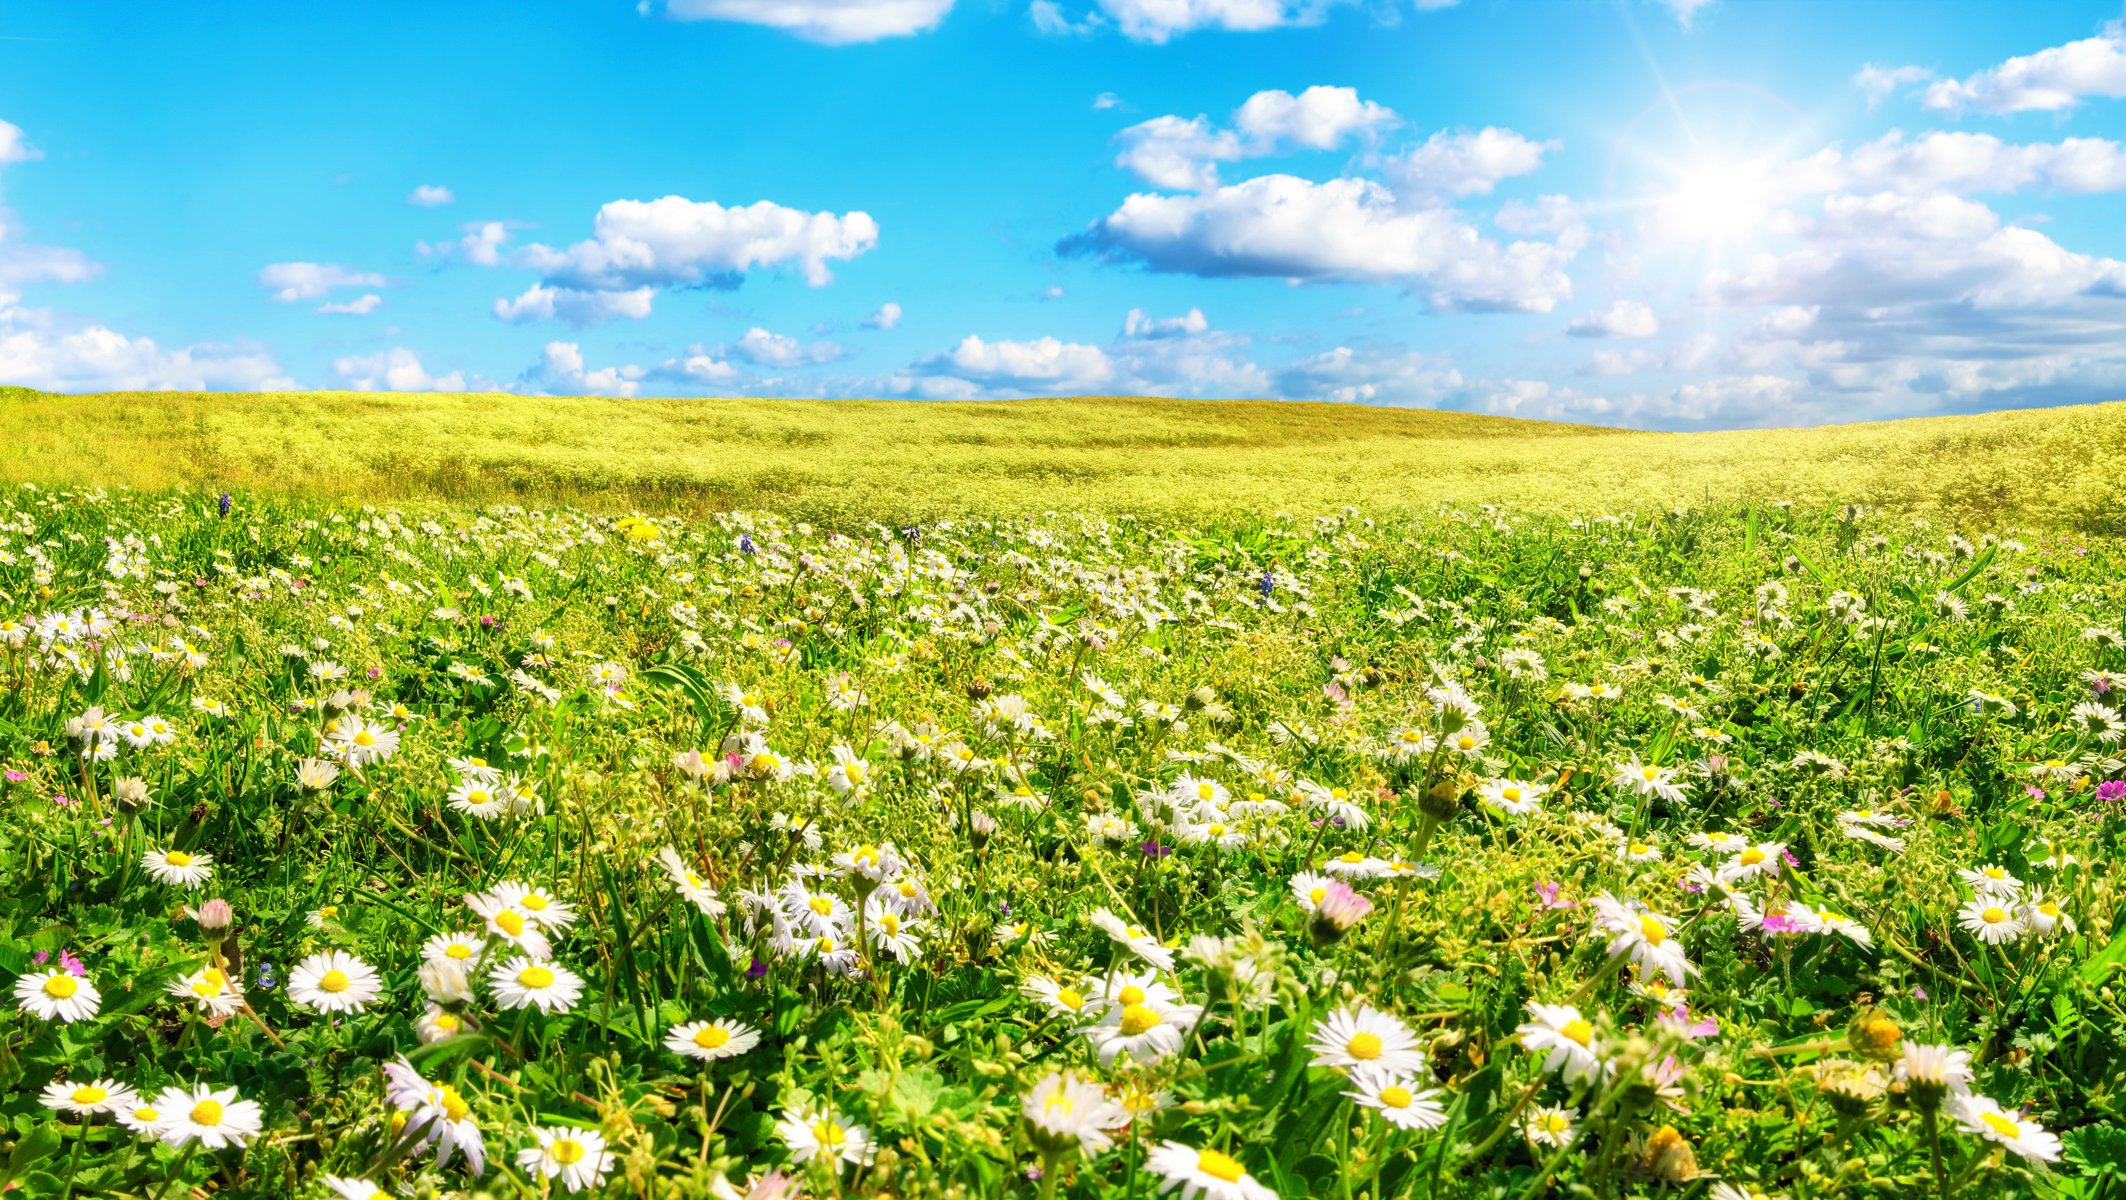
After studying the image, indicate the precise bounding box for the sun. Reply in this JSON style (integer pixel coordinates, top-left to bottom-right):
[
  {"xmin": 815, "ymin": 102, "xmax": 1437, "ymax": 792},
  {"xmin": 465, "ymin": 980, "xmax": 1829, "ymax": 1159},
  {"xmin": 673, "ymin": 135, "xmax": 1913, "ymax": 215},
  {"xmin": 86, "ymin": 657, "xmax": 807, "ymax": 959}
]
[{"xmin": 1660, "ymin": 162, "xmax": 1771, "ymax": 244}]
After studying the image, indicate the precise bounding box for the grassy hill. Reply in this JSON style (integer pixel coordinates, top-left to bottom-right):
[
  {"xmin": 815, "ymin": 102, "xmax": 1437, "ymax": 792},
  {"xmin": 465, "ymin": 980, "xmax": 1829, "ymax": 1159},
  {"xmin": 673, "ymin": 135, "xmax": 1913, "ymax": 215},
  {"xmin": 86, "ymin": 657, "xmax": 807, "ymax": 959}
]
[{"xmin": 3, "ymin": 386, "xmax": 2123, "ymax": 529}]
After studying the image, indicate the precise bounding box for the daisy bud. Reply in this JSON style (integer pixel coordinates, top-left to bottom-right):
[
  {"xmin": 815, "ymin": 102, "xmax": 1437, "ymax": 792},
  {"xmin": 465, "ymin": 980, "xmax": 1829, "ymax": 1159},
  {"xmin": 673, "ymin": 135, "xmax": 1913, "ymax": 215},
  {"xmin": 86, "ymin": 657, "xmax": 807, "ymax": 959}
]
[
  {"xmin": 1417, "ymin": 779, "xmax": 1462, "ymax": 823},
  {"xmin": 112, "ymin": 776, "xmax": 153, "ymax": 813},
  {"xmin": 1638, "ymin": 1125, "xmax": 1699, "ymax": 1184},
  {"xmin": 193, "ymin": 898, "xmax": 233, "ymax": 936},
  {"xmin": 1846, "ymin": 1008, "xmax": 1902, "ymax": 1063},
  {"xmin": 968, "ymin": 810, "xmax": 997, "ymax": 849},
  {"xmin": 420, "ymin": 960, "xmax": 473, "ymax": 1008},
  {"xmin": 1308, "ymin": 882, "xmax": 1373, "ymax": 948}
]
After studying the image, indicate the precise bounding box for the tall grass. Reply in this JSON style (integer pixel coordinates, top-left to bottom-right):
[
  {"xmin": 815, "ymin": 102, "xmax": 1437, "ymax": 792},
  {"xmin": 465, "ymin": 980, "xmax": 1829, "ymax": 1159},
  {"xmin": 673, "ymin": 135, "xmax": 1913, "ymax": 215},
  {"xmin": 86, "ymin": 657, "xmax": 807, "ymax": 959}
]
[{"xmin": 4, "ymin": 388, "xmax": 2123, "ymax": 531}]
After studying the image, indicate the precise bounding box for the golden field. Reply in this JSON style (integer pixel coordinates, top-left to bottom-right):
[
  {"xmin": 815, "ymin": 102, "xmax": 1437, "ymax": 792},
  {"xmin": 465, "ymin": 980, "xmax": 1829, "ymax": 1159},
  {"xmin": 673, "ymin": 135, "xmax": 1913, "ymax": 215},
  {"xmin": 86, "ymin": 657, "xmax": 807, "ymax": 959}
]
[{"xmin": 3, "ymin": 386, "xmax": 2123, "ymax": 528}]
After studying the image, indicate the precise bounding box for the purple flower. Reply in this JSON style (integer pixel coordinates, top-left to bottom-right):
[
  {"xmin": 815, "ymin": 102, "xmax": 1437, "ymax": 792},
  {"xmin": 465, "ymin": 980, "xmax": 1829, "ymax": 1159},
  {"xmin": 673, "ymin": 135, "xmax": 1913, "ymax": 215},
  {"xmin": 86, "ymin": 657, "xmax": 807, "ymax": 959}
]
[
  {"xmin": 1535, "ymin": 881, "xmax": 1576, "ymax": 910},
  {"xmin": 1139, "ymin": 839, "xmax": 1171, "ymax": 858},
  {"xmin": 745, "ymin": 956, "xmax": 769, "ymax": 980},
  {"xmin": 31, "ymin": 949, "xmax": 48, "ymax": 965},
  {"xmin": 2098, "ymin": 780, "xmax": 2126, "ymax": 804},
  {"xmin": 58, "ymin": 949, "xmax": 84, "ymax": 977},
  {"xmin": 50, "ymin": 794, "xmax": 70, "ymax": 807},
  {"xmin": 1760, "ymin": 913, "xmax": 1805, "ymax": 934},
  {"xmin": 3, "ymin": 769, "xmax": 25, "ymax": 783},
  {"xmin": 2026, "ymin": 785, "xmax": 2047, "ymax": 799}
]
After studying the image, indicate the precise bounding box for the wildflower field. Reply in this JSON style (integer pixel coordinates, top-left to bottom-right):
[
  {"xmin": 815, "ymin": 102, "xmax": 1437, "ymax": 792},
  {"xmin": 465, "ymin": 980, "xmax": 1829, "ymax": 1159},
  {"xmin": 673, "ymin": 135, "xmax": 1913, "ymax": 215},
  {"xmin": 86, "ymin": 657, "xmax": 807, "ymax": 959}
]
[{"xmin": 1, "ymin": 469, "xmax": 2125, "ymax": 1199}]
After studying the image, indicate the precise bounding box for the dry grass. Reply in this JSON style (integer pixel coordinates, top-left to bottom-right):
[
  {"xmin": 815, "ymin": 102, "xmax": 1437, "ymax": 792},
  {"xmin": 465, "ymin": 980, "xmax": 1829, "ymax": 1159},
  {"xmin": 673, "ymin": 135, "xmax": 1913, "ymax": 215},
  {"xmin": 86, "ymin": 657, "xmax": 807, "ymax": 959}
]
[{"xmin": 4, "ymin": 386, "xmax": 2123, "ymax": 530}]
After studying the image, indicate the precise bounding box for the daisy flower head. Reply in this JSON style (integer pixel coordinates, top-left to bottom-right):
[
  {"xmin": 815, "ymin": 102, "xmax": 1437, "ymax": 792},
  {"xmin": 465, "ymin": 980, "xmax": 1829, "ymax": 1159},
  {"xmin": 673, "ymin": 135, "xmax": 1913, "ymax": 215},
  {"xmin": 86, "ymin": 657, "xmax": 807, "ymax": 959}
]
[
  {"xmin": 1958, "ymin": 864, "xmax": 2023, "ymax": 898},
  {"xmin": 382, "ymin": 1056, "xmax": 485, "ymax": 1175},
  {"xmin": 288, "ymin": 951, "xmax": 383, "ymax": 1014},
  {"xmin": 1894, "ymin": 1042, "xmax": 1974, "ymax": 1109},
  {"xmin": 1307, "ymin": 1005, "xmax": 1425, "ymax": 1075},
  {"xmin": 1145, "ymin": 1141, "xmax": 1277, "ymax": 1200},
  {"xmin": 168, "ymin": 963, "xmax": 245, "ymax": 1017},
  {"xmin": 1516, "ymin": 1001, "xmax": 1604, "ymax": 1083},
  {"xmin": 141, "ymin": 847, "xmax": 214, "ymax": 889},
  {"xmin": 1588, "ymin": 893, "xmax": 1694, "ymax": 985},
  {"xmin": 463, "ymin": 891, "xmax": 553, "ymax": 960},
  {"xmin": 154, "ymin": 1083, "xmax": 263, "ymax": 1149},
  {"xmin": 776, "ymin": 1105, "xmax": 875, "ymax": 1167},
  {"xmin": 488, "ymin": 956, "xmax": 584, "ymax": 1013},
  {"xmin": 832, "ymin": 842, "xmax": 905, "ymax": 883},
  {"xmin": 1088, "ymin": 907, "xmax": 1177, "ymax": 972},
  {"xmin": 1080, "ymin": 992, "xmax": 1202, "ymax": 1066},
  {"xmin": 41, "ymin": 1076, "xmax": 134, "ymax": 1116},
  {"xmin": 1613, "ymin": 756, "xmax": 1688, "ymax": 803},
  {"xmin": 666, "ymin": 1018, "xmax": 762, "ymax": 1062},
  {"xmin": 328, "ymin": 715, "xmax": 400, "ymax": 768},
  {"xmin": 1343, "ymin": 1068, "xmax": 1447, "ymax": 1131},
  {"xmin": 1524, "ymin": 1105, "xmax": 1578, "ymax": 1148},
  {"xmin": 1022, "ymin": 1069, "xmax": 1128, "ymax": 1157},
  {"xmin": 1716, "ymin": 841, "xmax": 1786, "ymax": 884},
  {"xmin": 657, "ymin": 846, "xmax": 727, "ymax": 916},
  {"xmin": 1957, "ymin": 896, "xmax": 2024, "ymax": 945},
  {"xmin": 492, "ymin": 881, "xmax": 578, "ymax": 930},
  {"xmin": 1288, "ymin": 871, "xmax": 1336, "ymax": 912},
  {"xmin": 1321, "ymin": 850, "xmax": 1391, "ymax": 879},
  {"xmin": 2022, "ymin": 892, "xmax": 2075, "ymax": 938},
  {"xmin": 1954, "ymin": 1093, "xmax": 2061, "ymax": 1163},
  {"xmin": 116, "ymin": 1095, "xmax": 169, "ymax": 1139},
  {"xmin": 321, "ymin": 1177, "xmax": 395, "ymax": 1200},
  {"xmin": 1021, "ymin": 973, "xmax": 1095, "ymax": 1018},
  {"xmin": 1478, "ymin": 777, "xmax": 1546, "ymax": 817},
  {"xmin": 516, "ymin": 1126, "xmax": 615, "ymax": 1193},
  {"xmin": 16, "ymin": 967, "xmax": 100, "ymax": 1022},
  {"xmin": 420, "ymin": 930, "xmax": 487, "ymax": 970}
]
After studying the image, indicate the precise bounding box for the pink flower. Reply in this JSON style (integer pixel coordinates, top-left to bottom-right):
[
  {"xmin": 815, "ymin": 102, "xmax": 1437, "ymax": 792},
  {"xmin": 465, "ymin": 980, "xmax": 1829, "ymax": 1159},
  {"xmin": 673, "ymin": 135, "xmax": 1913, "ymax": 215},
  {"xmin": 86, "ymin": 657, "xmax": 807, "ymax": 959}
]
[
  {"xmin": 1535, "ymin": 881, "xmax": 1577, "ymax": 910},
  {"xmin": 3, "ymin": 770, "xmax": 26, "ymax": 783}
]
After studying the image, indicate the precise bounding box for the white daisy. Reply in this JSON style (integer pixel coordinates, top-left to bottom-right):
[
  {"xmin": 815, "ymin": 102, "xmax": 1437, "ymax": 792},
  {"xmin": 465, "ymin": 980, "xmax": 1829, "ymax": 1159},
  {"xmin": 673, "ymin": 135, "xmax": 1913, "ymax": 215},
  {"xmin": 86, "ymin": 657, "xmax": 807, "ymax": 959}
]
[
  {"xmin": 1954, "ymin": 1093, "xmax": 2061, "ymax": 1163},
  {"xmin": 288, "ymin": 951, "xmax": 383, "ymax": 1014},
  {"xmin": 1343, "ymin": 1068, "xmax": 1447, "ymax": 1131},
  {"xmin": 488, "ymin": 957, "xmax": 583, "ymax": 1014},
  {"xmin": 153, "ymin": 1083, "xmax": 263, "ymax": 1149},
  {"xmin": 516, "ymin": 1126, "xmax": 615, "ymax": 1193},
  {"xmin": 1145, "ymin": 1141, "xmax": 1277, "ymax": 1200},
  {"xmin": 1021, "ymin": 1070, "xmax": 1127, "ymax": 1157},
  {"xmin": 1957, "ymin": 897, "xmax": 2025, "ymax": 944},
  {"xmin": 1516, "ymin": 1001, "xmax": 1604, "ymax": 1084},
  {"xmin": 1306, "ymin": 1005, "xmax": 1425, "ymax": 1075},
  {"xmin": 775, "ymin": 1105, "xmax": 874, "ymax": 1167},
  {"xmin": 665, "ymin": 1018, "xmax": 762, "ymax": 1062},
  {"xmin": 41, "ymin": 1077, "xmax": 133, "ymax": 1116},
  {"xmin": 15, "ymin": 968, "xmax": 100, "ymax": 1023},
  {"xmin": 141, "ymin": 847, "xmax": 215, "ymax": 889}
]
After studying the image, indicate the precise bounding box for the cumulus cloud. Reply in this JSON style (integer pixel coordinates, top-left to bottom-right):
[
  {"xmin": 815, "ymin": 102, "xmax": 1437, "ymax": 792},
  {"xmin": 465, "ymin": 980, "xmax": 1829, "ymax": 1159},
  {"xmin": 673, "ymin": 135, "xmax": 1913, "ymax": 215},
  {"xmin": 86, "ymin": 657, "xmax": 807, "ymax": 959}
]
[
  {"xmin": 1064, "ymin": 175, "xmax": 1581, "ymax": 312},
  {"xmin": 419, "ymin": 220, "xmax": 513, "ymax": 265},
  {"xmin": 1386, "ymin": 128, "xmax": 1556, "ymax": 199},
  {"xmin": 257, "ymin": 262, "xmax": 387, "ymax": 303},
  {"xmin": 899, "ymin": 307, "xmax": 1266, "ymax": 398},
  {"xmin": 1854, "ymin": 63, "xmax": 1933, "ymax": 106},
  {"xmin": 407, "ymin": 184, "xmax": 455, "ymax": 207},
  {"xmin": 1275, "ymin": 345, "xmax": 1465, "ymax": 406},
  {"xmin": 723, "ymin": 326, "xmax": 850, "ymax": 367},
  {"xmin": 0, "ymin": 298, "xmax": 290, "ymax": 392},
  {"xmin": 1121, "ymin": 307, "xmax": 1208, "ymax": 338},
  {"xmin": 1088, "ymin": 0, "xmax": 1335, "ymax": 43},
  {"xmin": 332, "ymin": 347, "xmax": 470, "ymax": 392},
  {"xmin": 862, "ymin": 300, "xmax": 902, "ymax": 329},
  {"xmin": 641, "ymin": 0, "xmax": 954, "ymax": 43},
  {"xmin": 317, "ymin": 293, "xmax": 382, "ymax": 315},
  {"xmin": 912, "ymin": 334, "xmax": 1114, "ymax": 392},
  {"xmin": 522, "ymin": 341, "xmax": 647, "ymax": 397},
  {"xmin": 492, "ymin": 283, "xmax": 656, "ymax": 328},
  {"xmin": 1922, "ymin": 32, "xmax": 2126, "ymax": 114},
  {"xmin": 0, "ymin": 120, "xmax": 37, "ymax": 166},
  {"xmin": 1792, "ymin": 130, "xmax": 2126, "ymax": 196},
  {"xmin": 1114, "ymin": 86, "xmax": 1396, "ymax": 191},
  {"xmin": 486, "ymin": 196, "xmax": 878, "ymax": 326},
  {"xmin": 1568, "ymin": 299, "xmax": 1659, "ymax": 338}
]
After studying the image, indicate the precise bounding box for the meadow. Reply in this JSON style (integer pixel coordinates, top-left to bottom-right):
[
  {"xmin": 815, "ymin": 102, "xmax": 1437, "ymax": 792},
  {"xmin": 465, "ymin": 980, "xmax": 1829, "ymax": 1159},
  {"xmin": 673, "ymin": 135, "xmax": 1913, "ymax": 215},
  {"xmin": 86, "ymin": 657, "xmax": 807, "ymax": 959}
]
[
  {"xmin": 0, "ymin": 392, "xmax": 2123, "ymax": 1200},
  {"xmin": 2, "ymin": 387, "xmax": 2125, "ymax": 530}
]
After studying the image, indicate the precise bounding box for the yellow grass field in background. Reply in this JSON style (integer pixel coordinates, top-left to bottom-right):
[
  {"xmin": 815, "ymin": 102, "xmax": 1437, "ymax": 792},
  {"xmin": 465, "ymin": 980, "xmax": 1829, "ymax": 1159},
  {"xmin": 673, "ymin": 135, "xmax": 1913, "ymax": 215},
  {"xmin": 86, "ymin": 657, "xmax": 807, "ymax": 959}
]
[{"xmin": 3, "ymin": 386, "xmax": 2122, "ymax": 530}]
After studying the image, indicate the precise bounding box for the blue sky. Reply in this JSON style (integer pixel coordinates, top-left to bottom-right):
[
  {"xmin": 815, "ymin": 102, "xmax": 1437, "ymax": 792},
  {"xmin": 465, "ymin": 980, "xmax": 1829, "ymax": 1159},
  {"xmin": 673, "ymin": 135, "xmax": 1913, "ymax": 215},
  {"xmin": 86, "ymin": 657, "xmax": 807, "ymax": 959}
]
[{"xmin": 5, "ymin": 1, "xmax": 2126, "ymax": 427}]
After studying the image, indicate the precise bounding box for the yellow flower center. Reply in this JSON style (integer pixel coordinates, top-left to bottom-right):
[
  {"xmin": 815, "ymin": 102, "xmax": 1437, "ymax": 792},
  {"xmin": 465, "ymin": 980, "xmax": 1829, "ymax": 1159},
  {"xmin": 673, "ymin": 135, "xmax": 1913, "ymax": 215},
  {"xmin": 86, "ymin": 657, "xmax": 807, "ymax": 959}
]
[
  {"xmin": 42, "ymin": 975, "xmax": 79, "ymax": 999},
  {"xmin": 879, "ymin": 914, "xmax": 900, "ymax": 934},
  {"xmin": 1981, "ymin": 907, "xmax": 2008, "ymax": 925},
  {"xmin": 1055, "ymin": 987, "xmax": 1084, "ymax": 1011},
  {"xmin": 1642, "ymin": 767, "xmax": 1659, "ymax": 781},
  {"xmin": 1346, "ymin": 1031, "xmax": 1384, "ymax": 1060},
  {"xmin": 190, "ymin": 1100, "xmax": 224, "ymax": 1126},
  {"xmin": 134, "ymin": 1106, "xmax": 160, "ymax": 1124},
  {"xmin": 1198, "ymin": 1149, "xmax": 1245, "ymax": 1183},
  {"xmin": 1561, "ymin": 1019, "xmax": 1595, "ymax": 1047},
  {"xmin": 551, "ymin": 1138, "xmax": 585, "ymax": 1165},
  {"xmin": 319, "ymin": 969, "xmax": 351, "ymax": 993},
  {"xmin": 446, "ymin": 943, "xmax": 472, "ymax": 960},
  {"xmin": 1339, "ymin": 852, "xmax": 1365, "ymax": 864},
  {"xmin": 1378, "ymin": 1085, "xmax": 1413, "ymax": 1109},
  {"xmin": 818, "ymin": 937, "xmax": 837, "ymax": 953},
  {"xmin": 1118, "ymin": 985, "xmax": 1146, "ymax": 1006},
  {"xmin": 496, "ymin": 910, "xmax": 526, "ymax": 936},
  {"xmin": 1981, "ymin": 1112, "xmax": 2021, "ymax": 1140},
  {"xmin": 813, "ymin": 1121, "xmax": 847, "ymax": 1148},
  {"xmin": 809, "ymin": 897, "xmax": 835, "ymax": 916},
  {"xmin": 439, "ymin": 1086, "xmax": 469, "ymax": 1123},
  {"xmin": 354, "ymin": 730, "xmax": 376, "ymax": 747},
  {"xmin": 687, "ymin": 872, "xmax": 707, "ymax": 889},
  {"xmin": 1638, "ymin": 916, "xmax": 1668, "ymax": 945},
  {"xmin": 2040, "ymin": 902, "xmax": 2061, "ymax": 917},
  {"xmin": 1628, "ymin": 842, "xmax": 1651, "ymax": 856},
  {"xmin": 694, "ymin": 1025, "xmax": 732, "ymax": 1049},
  {"xmin": 1502, "ymin": 787, "xmax": 1521, "ymax": 801},
  {"xmin": 521, "ymin": 894, "xmax": 549, "ymax": 911},
  {"xmin": 433, "ymin": 1012, "xmax": 461, "ymax": 1031},
  {"xmin": 71, "ymin": 1085, "xmax": 107, "ymax": 1105},
  {"xmin": 1983, "ymin": 868, "xmax": 2005, "ymax": 879},
  {"xmin": 165, "ymin": 850, "xmax": 193, "ymax": 867},
  {"xmin": 518, "ymin": 965, "xmax": 556, "ymax": 989},
  {"xmin": 1309, "ymin": 887, "xmax": 1328, "ymax": 905},
  {"xmin": 1118, "ymin": 1004, "xmax": 1163, "ymax": 1036},
  {"xmin": 1739, "ymin": 847, "xmax": 1766, "ymax": 865}
]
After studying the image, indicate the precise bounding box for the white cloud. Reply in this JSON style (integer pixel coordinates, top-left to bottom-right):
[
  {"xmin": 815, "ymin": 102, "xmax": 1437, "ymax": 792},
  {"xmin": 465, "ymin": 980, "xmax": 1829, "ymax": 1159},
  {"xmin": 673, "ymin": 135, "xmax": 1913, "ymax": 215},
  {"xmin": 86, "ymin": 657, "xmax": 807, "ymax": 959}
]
[
  {"xmin": 1066, "ymin": 174, "xmax": 1580, "ymax": 312},
  {"xmin": 642, "ymin": 0, "xmax": 954, "ymax": 43},
  {"xmin": 523, "ymin": 341, "xmax": 647, "ymax": 397},
  {"xmin": 1923, "ymin": 33, "xmax": 2126, "ymax": 114},
  {"xmin": 649, "ymin": 348, "xmax": 742, "ymax": 388},
  {"xmin": 1568, "ymin": 299, "xmax": 1659, "ymax": 338},
  {"xmin": 332, "ymin": 347, "xmax": 469, "ymax": 392},
  {"xmin": 1794, "ymin": 130, "xmax": 2126, "ymax": 195},
  {"xmin": 0, "ymin": 298, "xmax": 290, "ymax": 392},
  {"xmin": 1387, "ymin": 127, "xmax": 1556, "ymax": 199},
  {"xmin": 1274, "ymin": 345, "xmax": 1465, "ymax": 405},
  {"xmin": 900, "ymin": 308, "xmax": 1267, "ymax": 398},
  {"xmin": 1093, "ymin": 92, "xmax": 1123, "ymax": 110},
  {"xmin": 915, "ymin": 334, "xmax": 1114, "ymax": 390},
  {"xmin": 317, "ymin": 293, "xmax": 382, "ymax": 315},
  {"xmin": 724, "ymin": 326, "xmax": 849, "ymax": 366},
  {"xmin": 419, "ymin": 220, "xmax": 512, "ymax": 265},
  {"xmin": 407, "ymin": 184, "xmax": 455, "ymax": 207},
  {"xmin": 1114, "ymin": 87, "xmax": 1396, "ymax": 191},
  {"xmin": 257, "ymin": 262, "xmax": 387, "ymax": 303},
  {"xmin": 518, "ymin": 196, "xmax": 877, "ymax": 290},
  {"xmin": 1091, "ymin": 0, "xmax": 1332, "ymax": 43},
  {"xmin": 492, "ymin": 283, "xmax": 656, "ymax": 327},
  {"xmin": 0, "ymin": 120, "xmax": 38, "ymax": 166},
  {"xmin": 1854, "ymin": 63, "xmax": 1933, "ymax": 106},
  {"xmin": 1122, "ymin": 306, "xmax": 1208, "ymax": 338},
  {"xmin": 862, "ymin": 300, "xmax": 902, "ymax": 329}
]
